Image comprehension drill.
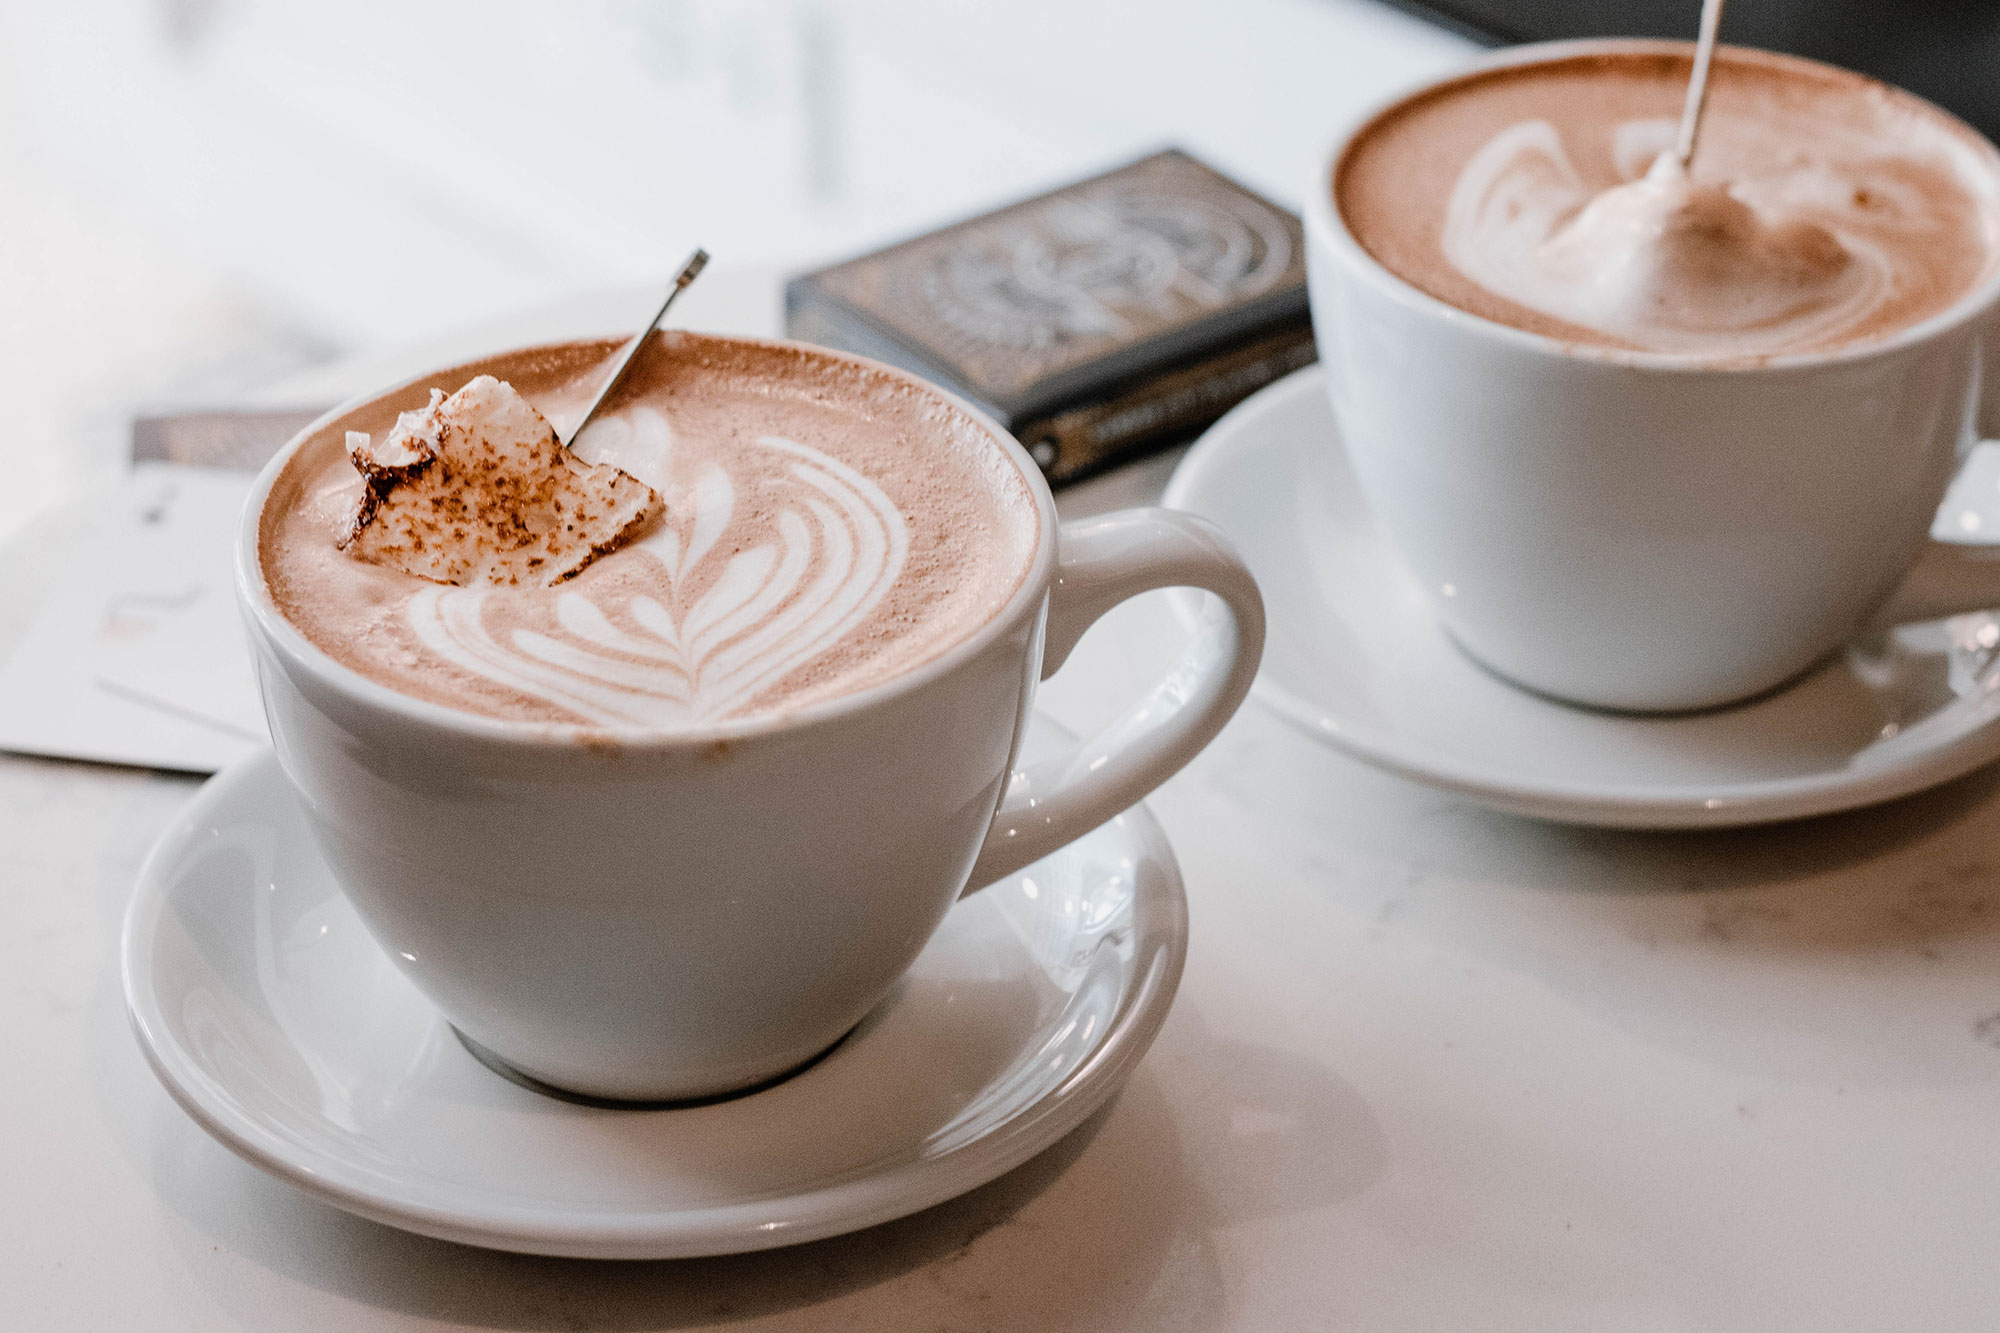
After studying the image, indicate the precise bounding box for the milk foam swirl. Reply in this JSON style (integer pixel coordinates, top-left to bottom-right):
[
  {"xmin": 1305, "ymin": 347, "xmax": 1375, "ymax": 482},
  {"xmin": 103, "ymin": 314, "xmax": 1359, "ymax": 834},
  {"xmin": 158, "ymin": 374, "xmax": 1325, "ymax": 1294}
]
[
  {"xmin": 1443, "ymin": 117, "xmax": 1898, "ymax": 355},
  {"xmin": 406, "ymin": 407, "xmax": 910, "ymax": 727}
]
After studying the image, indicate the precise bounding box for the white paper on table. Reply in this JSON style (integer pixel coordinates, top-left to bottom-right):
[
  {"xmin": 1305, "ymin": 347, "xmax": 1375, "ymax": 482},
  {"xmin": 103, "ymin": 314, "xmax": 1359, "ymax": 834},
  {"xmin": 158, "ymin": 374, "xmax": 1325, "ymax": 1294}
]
[{"xmin": 0, "ymin": 464, "xmax": 267, "ymax": 773}]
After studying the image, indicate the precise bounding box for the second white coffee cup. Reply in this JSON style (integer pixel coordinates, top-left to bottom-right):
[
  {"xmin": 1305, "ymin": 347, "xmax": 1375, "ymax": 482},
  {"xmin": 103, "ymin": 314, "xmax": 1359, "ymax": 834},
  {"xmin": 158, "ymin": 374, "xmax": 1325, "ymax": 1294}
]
[{"xmin": 1307, "ymin": 39, "xmax": 2000, "ymax": 713}]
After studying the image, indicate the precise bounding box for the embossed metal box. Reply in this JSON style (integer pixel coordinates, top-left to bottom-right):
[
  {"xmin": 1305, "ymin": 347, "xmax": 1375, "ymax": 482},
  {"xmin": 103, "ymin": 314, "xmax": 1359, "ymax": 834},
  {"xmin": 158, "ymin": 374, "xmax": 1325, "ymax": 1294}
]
[{"xmin": 785, "ymin": 149, "xmax": 1314, "ymax": 484}]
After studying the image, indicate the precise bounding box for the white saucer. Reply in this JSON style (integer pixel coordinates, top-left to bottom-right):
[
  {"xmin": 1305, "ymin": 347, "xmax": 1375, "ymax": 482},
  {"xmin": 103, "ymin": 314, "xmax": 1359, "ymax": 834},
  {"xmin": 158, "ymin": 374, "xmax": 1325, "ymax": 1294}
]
[
  {"xmin": 1164, "ymin": 367, "xmax": 2000, "ymax": 828},
  {"xmin": 121, "ymin": 717, "xmax": 1187, "ymax": 1260}
]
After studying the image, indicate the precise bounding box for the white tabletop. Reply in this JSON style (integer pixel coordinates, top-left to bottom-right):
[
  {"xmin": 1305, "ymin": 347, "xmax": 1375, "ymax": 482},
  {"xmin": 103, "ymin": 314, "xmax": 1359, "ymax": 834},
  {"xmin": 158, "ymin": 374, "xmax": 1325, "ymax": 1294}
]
[
  {"xmin": 12, "ymin": 4, "xmax": 2000, "ymax": 1329},
  {"xmin": 9, "ymin": 406, "xmax": 2000, "ymax": 1328}
]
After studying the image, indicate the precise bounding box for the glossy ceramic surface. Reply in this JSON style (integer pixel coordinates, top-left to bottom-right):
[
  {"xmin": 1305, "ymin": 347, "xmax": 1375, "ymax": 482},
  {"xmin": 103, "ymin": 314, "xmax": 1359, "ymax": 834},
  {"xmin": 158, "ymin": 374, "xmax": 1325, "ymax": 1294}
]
[
  {"xmin": 237, "ymin": 335, "xmax": 1258, "ymax": 1100},
  {"xmin": 120, "ymin": 718, "xmax": 1188, "ymax": 1260},
  {"xmin": 1164, "ymin": 368, "xmax": 2000, "ymax": 828}
]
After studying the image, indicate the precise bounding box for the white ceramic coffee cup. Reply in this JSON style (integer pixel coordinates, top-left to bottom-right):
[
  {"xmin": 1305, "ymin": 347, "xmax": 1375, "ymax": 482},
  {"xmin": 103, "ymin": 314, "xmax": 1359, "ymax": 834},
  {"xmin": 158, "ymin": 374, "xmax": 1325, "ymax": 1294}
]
[
  {"xmin": 236, "ymin": 337, "xmax": 1264, "ymax": 1102},
  {"xmin": 1306, "ymin": 39, "xmax": 2000, "ymax": 712}
]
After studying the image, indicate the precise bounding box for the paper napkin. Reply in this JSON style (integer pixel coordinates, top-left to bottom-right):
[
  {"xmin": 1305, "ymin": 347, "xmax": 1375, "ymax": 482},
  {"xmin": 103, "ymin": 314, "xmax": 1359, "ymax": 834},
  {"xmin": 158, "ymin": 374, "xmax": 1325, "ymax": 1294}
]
[{"xmin": 0, "ymin": 465, "xmax": 266, "ymax": 773}]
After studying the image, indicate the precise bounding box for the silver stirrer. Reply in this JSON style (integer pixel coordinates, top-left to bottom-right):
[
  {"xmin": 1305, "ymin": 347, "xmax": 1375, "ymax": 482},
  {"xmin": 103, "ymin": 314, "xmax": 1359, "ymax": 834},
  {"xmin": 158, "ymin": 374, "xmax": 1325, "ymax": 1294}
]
[
  {"xmin": 559, "ymin": 247, "xmax": 710, "ymax": 450},
  {"xmin": 1674, "ymin": 0, "xmax": 1728, "ymax": 169}
]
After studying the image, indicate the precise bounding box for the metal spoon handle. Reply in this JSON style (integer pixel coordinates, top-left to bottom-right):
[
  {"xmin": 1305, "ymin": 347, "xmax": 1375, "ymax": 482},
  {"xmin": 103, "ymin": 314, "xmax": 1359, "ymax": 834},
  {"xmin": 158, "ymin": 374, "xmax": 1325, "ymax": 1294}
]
[
  {"xmin": 1675, "ymin": 0, "xmax": 1727, "ymax": 169},
  {"xmin": 560, "ymin": 247, "xmax": 710, "ymax": 450}
]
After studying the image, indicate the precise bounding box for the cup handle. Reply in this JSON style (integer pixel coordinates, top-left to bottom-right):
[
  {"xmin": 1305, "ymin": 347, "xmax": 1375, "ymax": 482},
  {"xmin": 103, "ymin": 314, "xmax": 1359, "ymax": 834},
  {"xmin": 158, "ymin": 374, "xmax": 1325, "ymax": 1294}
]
[
  {"xmin": 962, "ymin": 508, "xmax": 1265, "ymax": 893},
  {"xmin": 1870, "ymin": 539, "xmax": 2000, "ymax": 628},
  {"xmin": 1871, "ymin": 354, "xmax": 2000, "ymax": 627}
]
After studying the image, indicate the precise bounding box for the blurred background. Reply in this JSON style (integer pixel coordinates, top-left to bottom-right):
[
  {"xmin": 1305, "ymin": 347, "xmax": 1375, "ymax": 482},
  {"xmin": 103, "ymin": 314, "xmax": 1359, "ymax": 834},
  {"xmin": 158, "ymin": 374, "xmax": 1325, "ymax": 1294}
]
[
  {"xmin": 0, "ymin": 0, "xmax": 1466, "ymax": 544},
  {"xmin": 1402, "ymin": 0, "xmax": 2000, "ymax": 145},
  {"xmin": 5, "ymin": 0, "xmax": 1997, "ymax": 547}
]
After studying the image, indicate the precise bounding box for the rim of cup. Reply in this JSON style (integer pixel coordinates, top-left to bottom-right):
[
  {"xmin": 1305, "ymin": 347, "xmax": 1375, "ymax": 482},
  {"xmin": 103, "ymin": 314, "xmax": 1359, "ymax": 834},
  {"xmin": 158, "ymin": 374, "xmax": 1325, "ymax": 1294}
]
[
  {"xmin": 1306, "ymin": 37, "xmax": 2000, "ymax": 374},
  {"xmin": 235, "ymin": 333, "xmax": 1061, "ymax": 751}
]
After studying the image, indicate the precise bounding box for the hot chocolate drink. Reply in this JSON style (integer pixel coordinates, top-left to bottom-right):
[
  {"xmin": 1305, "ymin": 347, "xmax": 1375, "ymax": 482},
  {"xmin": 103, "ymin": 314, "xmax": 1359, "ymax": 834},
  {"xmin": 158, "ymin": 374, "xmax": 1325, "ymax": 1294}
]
[
  {"xmin": 260, "ymin": 334, "xmax": 1041, "ymax": 728},
  {"xmin": 1336, "ymin": 46, "xmax": 2000, "ymax": 358}
]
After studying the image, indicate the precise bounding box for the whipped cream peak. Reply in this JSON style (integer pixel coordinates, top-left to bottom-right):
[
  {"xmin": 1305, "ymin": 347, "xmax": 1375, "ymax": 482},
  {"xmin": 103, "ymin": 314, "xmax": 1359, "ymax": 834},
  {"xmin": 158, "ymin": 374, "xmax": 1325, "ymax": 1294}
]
[{"xmin": 1443, "ymin": 119, "xmax": 1890, "ymax": 355}]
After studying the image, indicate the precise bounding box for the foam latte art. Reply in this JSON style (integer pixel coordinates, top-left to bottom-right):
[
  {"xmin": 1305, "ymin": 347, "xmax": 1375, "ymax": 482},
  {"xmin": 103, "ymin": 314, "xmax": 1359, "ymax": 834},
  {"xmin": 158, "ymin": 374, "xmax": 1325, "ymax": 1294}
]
[
  {"xmin": 407, "ymin": 419, "xmax": 909, "ymax": 727},
  {"xmin": 259, "ymin": 335, "xmax": 1041, "ymax": 729}
]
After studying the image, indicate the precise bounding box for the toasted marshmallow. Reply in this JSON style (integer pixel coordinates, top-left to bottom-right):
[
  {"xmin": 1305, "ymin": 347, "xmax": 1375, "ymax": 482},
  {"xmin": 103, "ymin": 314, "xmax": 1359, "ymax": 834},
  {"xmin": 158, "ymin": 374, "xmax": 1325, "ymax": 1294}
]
[
  {"xmin": 340, "ymin": 375, "xmax": 663, "ymax": 588},
  {"xmin": 352, "ymin": 392, "xmax": 445, "ymax": 472}
]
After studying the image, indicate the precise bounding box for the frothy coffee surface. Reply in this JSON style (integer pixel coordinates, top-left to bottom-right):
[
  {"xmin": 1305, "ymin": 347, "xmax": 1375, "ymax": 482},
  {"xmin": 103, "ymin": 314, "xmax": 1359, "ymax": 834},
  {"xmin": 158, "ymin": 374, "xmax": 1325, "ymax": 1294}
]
[
  {"xmin": 261, "ymin": 335, "xmax": 1041, "ymax": 729},
  {"xmin": 1337, "ymin": 48, "xmax": 2000, "ymax": 357}
]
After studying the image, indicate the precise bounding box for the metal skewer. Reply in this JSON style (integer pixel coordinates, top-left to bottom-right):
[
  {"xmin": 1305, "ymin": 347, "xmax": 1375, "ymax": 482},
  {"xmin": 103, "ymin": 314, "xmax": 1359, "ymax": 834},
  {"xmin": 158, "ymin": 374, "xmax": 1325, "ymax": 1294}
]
[
  {"xmin": 560, "ymin": 247, "xmax": 710, "ymax": 450},
  {"xmin": 1674, "ymin": 0, "xmax": 1728, "ymax": 169}
]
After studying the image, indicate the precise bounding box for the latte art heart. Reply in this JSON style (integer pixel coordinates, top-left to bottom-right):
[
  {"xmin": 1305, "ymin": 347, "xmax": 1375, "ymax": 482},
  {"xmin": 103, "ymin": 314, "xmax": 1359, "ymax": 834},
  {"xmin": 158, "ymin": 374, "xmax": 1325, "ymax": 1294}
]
[
  {"xmin": 259, "ymin": 334, "xmax": 1041, "ymax": 729},
  {"xmin": 407, "ymin": 418, "xmax": 910, "ymax": 726}
]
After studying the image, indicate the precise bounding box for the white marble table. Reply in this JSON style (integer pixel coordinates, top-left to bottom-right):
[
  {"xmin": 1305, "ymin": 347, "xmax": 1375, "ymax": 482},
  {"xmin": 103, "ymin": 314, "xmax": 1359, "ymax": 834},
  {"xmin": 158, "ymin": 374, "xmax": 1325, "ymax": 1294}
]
[
  {"xmin": 9, "ymin": 417, "xmax": 2000, "ymax": 1328},
  {"xmin": 10, "ymin": 3, "xmax": 2000, "ymax": 1318}
]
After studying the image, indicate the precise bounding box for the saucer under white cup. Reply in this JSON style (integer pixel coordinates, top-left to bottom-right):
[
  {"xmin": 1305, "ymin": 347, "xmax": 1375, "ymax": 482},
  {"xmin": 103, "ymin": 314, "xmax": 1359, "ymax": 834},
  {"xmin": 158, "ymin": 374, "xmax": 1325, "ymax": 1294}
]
[
  {"xmin": 1164, "ymin": 367, "xmax": 2000, "ymax": 829},
  {"xmin": 121, "ymin": 717, "xmax": 1187, "ymax": 1260}
]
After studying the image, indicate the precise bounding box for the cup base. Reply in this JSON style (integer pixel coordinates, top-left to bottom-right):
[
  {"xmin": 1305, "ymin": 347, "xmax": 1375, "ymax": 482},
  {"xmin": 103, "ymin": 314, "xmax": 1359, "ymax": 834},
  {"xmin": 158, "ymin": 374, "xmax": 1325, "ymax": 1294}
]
[
  {"xmin": 1439, "ymin": 624, "xmax": 1833, "ymax": 718},
  {"xmin": 451, "ymin": 1024, "xmax": 862, "ymax": 1110},
  {"xmin": 124, "ymin": 737, "xmax": 1189, "ymax": 1257},
  {"xmin": 1162, "ymin": 364, "xmax": 2000, "ymax": 827}
]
